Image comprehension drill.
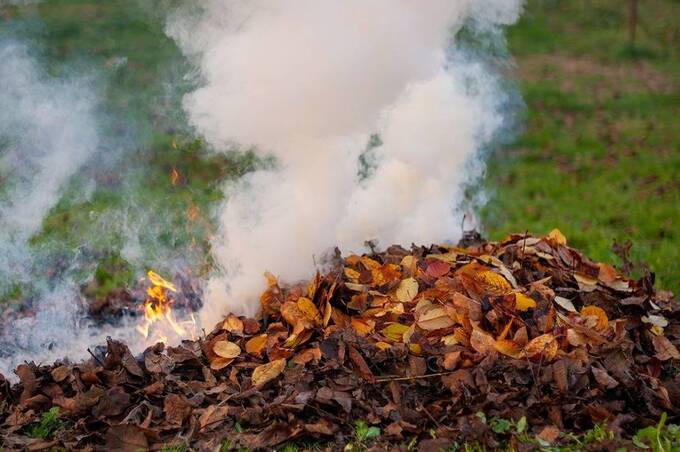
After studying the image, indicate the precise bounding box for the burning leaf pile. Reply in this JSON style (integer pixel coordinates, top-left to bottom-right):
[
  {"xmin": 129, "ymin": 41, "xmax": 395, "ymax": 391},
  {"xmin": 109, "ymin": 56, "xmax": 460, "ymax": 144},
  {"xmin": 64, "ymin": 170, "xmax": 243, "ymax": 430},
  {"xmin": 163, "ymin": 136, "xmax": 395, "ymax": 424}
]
[{"xmin": 1, "ymin": 231, "xmax": 678, "ymax": 450}]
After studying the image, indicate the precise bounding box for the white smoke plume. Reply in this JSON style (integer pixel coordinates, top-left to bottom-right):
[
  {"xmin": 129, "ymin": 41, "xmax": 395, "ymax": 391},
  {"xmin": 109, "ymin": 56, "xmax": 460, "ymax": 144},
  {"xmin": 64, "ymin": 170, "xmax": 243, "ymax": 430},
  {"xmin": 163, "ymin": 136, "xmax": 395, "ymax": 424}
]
[{"xmin": 168, "ymin": 0, "xmax": 523, "ymax": 324}]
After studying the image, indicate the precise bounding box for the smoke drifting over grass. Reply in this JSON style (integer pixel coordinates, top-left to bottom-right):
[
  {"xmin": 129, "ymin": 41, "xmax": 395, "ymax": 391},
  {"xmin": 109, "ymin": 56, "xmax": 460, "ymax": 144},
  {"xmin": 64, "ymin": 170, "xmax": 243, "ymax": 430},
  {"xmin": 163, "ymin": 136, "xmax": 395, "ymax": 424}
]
[
  {"xmin": 0, "ymin": 41, "xmax": 99, "ymax": 289},
  {"xmin": 167, "ymin": 1, "xmax": 524, "ymax": 322}
]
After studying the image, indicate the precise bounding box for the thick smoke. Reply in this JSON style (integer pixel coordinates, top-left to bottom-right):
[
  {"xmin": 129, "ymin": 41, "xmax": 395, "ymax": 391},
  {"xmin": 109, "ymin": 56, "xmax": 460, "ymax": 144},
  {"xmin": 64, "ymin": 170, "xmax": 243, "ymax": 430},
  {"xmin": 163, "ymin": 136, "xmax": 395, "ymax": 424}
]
[{"xmin": 167, "ymin": 0, "xmax": 523, "ymax": 323}]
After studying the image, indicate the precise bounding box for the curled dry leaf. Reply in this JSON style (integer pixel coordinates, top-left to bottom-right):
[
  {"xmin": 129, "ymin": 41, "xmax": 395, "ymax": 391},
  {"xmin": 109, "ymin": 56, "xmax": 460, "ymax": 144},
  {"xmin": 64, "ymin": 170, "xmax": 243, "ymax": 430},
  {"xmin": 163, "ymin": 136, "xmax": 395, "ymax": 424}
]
[
  {"xmin": 213, "ymin": 341, "xmax": 241, "ymax": 359},
  {"xmin": 252, "ymin": 359, "xmax": 286, "ymax": 387}
]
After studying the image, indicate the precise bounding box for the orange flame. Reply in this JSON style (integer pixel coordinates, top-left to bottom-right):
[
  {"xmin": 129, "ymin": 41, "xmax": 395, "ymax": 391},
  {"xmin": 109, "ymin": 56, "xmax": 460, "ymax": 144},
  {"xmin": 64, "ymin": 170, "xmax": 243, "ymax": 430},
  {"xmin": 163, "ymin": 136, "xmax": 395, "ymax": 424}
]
[
  {"xmin": 136, "ymin": 271, "xmax": 197, "ymax": 344},
  {"xmin": 170, "ymin": 167, "xmax": 180, "ymax": 186}
]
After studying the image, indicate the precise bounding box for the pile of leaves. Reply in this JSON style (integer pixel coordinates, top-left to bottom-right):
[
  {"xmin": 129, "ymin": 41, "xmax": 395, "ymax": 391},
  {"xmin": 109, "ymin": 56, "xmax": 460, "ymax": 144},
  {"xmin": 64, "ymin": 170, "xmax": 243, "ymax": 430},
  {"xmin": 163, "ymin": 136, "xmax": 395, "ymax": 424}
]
[{"xmin": 1, "ymin": 231, "xmax": 678, "ymax": 451}]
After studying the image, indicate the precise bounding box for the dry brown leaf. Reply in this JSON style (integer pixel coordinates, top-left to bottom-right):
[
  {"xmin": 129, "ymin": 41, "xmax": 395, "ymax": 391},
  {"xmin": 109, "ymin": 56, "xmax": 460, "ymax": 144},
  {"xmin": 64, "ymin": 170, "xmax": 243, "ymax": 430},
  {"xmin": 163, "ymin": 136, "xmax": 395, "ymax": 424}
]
[
  {"xmin": 213, "ymin": 341, "xmax": 241, "ymax": 359},
  {"xmin": 251, "ymin": 359, "xmax": 286, "ymax": 387},
  {"xmin": 443, "ymin": 351, "xmax": 461, "ymax": 370},
  {"xmin": 470, "ymin": 329, "xmax": 496, "ymax": 354},
  {"xmin": 417, "ymin": 306, "xmax": 455, "ymax": 331},
  {"xmin": 652, "ymin": 335, "xmax": 680, "ymax": 361}
]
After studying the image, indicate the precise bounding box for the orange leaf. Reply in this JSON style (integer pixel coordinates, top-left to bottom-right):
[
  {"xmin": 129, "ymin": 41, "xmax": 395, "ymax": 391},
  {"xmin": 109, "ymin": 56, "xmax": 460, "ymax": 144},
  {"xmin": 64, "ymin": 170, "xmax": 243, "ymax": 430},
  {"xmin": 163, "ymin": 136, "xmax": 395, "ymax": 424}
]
[
  {"xmin": 210, "ymin": 357, "xmax": 234, "ymax": 371},
  {"xmin": 245, "ymin": 334, "xmax": 267, "ymax": 357},
  {"xmin": 297, "ymin": 297, "xmax": 321, "ymax": 326},
  {"xmin": 520, "ymin": 333, "xmax": 558, "ymax": 361},
  {"xmin": 580, "ymin": 305, "xmax": 609, "ymax": 331},
  {"xmin": 474, "ymin": 270, "xmax": 512, "ymax": 295},
  {"xmin": 351, "ymin": 318, "xmax": 375, "ymax": 336},
  {"xmin": 495, "ymin": 339, "xmax": 521, "ymax": 358}
]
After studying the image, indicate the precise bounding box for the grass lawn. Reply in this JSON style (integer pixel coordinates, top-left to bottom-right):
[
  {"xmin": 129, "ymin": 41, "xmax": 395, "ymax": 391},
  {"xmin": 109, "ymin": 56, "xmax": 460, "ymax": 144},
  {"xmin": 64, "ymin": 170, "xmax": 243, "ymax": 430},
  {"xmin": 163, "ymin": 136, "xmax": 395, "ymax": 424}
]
[
  {"xmin": 482, "ymin": 0, "xmax": 679, "ymax": 294},
  {"xmin": 0, "ymin": 0, "xmax": 677, "ymax": 301}
]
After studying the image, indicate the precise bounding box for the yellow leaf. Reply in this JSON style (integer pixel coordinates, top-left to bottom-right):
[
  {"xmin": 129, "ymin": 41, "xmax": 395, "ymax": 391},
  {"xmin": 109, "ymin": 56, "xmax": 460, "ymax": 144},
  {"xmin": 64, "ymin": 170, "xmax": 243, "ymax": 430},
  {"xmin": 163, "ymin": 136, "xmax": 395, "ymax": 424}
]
[
  {"xmin": 251, "ymin": 359, "xmax": 286, "ymax": 387},
  {"xmin": 245, "ymin": 334, "xmax": 267, "ymax": 356},
  {"xmin": 474, "ymin": 270, "xmax": 512, "ymax": 295},
  {"xmin": 514, "ymin": 293, "xmax": 537, "ymax": 312},
  {"xmin": 323, "ymin": 300, "xmax": 332, "ymax": 327},
  {"xmin": 547, "ymin": 228, "xmax": 567, "ymax": 246},
  {"xmin": 580, "ymin": 305, "xmax": 609, "ymax": 331},
  {"xmin": 213, "ymin": 340, "xmax": 241, "ymax": 359},
  {"xmin": 396, "ymin": 277, "xmax": 419, "ymax": 302},
  {"xmin": 344, "ymin": 267, "xmax": 360, "ymax": 281},
  {"xmin": 381, "ymin": 323, "xmax": 410, "ymax": 342},
  {"xmin": 297, "ymin": 297, "xmax": 321, "ymax": 326},
  {"xmin": 409, "ymin": 343, "xmax": 422, "ymax": 355}
]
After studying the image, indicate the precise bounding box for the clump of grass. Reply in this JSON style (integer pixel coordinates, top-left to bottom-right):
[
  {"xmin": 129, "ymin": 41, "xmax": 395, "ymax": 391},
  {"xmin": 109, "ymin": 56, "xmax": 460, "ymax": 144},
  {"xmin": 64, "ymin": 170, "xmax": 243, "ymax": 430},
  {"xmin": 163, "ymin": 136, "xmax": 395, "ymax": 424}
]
[{"xmin": 27, "ymin": 407, "xmax": 64, "ymax": 440}]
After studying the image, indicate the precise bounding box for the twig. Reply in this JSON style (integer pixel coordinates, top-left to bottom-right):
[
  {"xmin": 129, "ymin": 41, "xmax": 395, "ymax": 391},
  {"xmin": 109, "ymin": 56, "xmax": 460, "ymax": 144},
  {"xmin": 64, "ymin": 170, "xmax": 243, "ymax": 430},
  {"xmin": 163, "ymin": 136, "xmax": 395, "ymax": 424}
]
[
  {"xmin": 375, "ymin": 371, "xmax": 455, "ymax": 383},
  {"xmin": 87, "ymin": 348, "xmax": 104, "ymax": 367}
]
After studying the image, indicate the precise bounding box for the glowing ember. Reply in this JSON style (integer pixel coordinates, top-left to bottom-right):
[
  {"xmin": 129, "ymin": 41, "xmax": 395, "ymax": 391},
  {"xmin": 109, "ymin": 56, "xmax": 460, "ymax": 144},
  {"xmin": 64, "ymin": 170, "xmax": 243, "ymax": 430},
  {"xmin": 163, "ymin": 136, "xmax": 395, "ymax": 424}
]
[
  {"xmin": 170, "ymin": 167, "xmax": 180, "ymax": 186},
  {"xmin": 136, "ymin": 270, "xmax": 197, "ymax": 344}
]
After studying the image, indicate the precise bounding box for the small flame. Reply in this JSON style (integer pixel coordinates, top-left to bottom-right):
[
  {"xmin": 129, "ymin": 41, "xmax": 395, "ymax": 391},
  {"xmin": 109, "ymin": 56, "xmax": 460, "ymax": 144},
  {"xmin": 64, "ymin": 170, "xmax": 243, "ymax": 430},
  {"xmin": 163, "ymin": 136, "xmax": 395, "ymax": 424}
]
[
  {"xmin": 170, "ymin": 167, "xmax": 180, "ymax": 186},
  {"xmin": 136, "ymin": 270, "xmax": 197, "ymax": 344}
]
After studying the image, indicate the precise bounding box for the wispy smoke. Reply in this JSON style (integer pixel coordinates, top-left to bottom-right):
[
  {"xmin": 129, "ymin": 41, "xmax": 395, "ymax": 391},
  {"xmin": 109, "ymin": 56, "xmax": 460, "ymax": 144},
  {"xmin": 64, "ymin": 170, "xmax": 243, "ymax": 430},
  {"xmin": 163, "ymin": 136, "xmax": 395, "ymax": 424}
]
[
  {"xmin": 0, "ymin": 41, "xmax": 99, "ymax": 287},
  {"xmin": 167, "ymin": 0, "xmax": 523, "ymax": 322}
]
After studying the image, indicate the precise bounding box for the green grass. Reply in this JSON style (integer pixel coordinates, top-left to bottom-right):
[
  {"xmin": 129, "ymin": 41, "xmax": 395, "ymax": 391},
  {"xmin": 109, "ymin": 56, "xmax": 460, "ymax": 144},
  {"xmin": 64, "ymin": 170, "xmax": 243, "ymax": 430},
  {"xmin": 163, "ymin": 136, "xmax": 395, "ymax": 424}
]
[{"xmin": 482, "ymin": 0, "xmax": 680, "ymax": 294}]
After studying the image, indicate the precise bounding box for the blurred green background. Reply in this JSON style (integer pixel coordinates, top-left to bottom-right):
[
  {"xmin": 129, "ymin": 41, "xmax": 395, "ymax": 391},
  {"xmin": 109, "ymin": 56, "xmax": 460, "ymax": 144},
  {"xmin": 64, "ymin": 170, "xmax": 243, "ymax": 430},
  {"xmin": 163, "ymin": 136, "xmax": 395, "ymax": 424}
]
[{"xmin": 0, "ymin": 0, "xmax": 677, "ymax": 304}]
